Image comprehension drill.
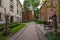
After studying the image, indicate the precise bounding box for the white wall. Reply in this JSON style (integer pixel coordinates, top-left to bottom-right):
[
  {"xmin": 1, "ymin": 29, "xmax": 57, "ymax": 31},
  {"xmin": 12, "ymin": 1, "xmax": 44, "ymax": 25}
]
[{"xmin": 0, "ymin": 0, "xmax": 22, "ymax": 24}]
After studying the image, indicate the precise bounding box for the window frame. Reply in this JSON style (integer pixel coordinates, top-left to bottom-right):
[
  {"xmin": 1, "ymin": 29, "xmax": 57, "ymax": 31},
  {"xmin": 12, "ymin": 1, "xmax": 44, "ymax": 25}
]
[{"xmin": 10, "ymin": 5, "xmax": 13, "ymax": 12}]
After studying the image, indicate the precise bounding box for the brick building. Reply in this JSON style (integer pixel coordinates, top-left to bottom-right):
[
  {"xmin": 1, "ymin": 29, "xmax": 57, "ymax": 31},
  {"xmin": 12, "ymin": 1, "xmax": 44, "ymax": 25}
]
[
  {"xmin": 28, "ymin": 10, "xmax": 34, "ymax": 21},
  {"xmin": 40, "ymin": 0, "xmax": 60, "ymax": 23},
  {"xmin": 58, "ymin": 0, "xmax": 60, "ymax": 23},
  {"xmin": 40, "ymin": 1, "xmax": 47, "ymax": 20},
  {"xmin": 22, "ymin": 10, "xmax": 34, "ymax": 21}
]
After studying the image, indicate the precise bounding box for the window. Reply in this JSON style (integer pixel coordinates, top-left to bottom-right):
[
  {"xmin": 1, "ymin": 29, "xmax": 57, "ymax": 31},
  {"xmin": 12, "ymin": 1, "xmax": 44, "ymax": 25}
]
[
  {"xmin": 10, "ymin": 5, "xmax": 13, "ymax": 12},
  {"xmin": 0, "ymin": 0, "xmax": 2, "ymax": 6},
  {"xmin": 17, "ymin": 3, "xmax": 18, "ymax": 7},
  {"xmin": 10, "ymin": 0, "xmax": 13, "ymax": 2},
  {"xmin": 0, "ymin": 13, "xmax": 1, "ymax": 20},
  {"xmin": 49, "ymin": 16, "xmax": 53, "ymax": 20},
  {"xmin": 49, "ymin": 17, "xmax": 51, "ymax": 20}
]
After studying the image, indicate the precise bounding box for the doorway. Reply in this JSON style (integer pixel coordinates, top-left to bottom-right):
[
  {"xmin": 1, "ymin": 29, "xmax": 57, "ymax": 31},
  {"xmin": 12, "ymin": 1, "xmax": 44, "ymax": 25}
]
[{"xmin": 10, "ymin": 16, "xmax": 13, "ymax": 23}]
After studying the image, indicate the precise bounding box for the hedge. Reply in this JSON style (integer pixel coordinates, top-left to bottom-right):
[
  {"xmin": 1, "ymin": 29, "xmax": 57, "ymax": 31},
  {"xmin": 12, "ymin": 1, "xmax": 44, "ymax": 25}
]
[
  {"xmin": 0, "ymin": 22, "xmax": 20, "ymax": 31},
  {"xmin": 45, "ymin": 32, "xmax": 60, "ymax": 40}
]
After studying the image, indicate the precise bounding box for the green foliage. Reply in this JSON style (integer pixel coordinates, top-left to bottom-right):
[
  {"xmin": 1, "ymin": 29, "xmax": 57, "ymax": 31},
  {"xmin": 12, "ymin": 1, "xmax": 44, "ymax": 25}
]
[
  {"xmin": 34, "ymin": 8, "xmax": 40, "ymax": 20},
  {"xmin": 24, "ymin": 0, "xmax": 40, "ymax": 8},
  {"xmin": 45, "ymin": 32, "xmax": 60, "ymax": 40},
  {"xmin": 24, "ymin": 0, "xmax": 40, "ymax": 20},
  {"xmin": 58, "ymin": 1, "xmax": 60, "ymax": 14},
  {"xmin": 35, "ymin": 19, "xmax": 40, "ymax": 24},
  {"xmin": 10, "ymin": 23, "xmax": 25, "ymax": 34},
  {"xmin": 0, "ymin": 24, "xmax": 5, "ymax": 28},
  {"xmin": 0, "ymin": 24, "xmax": 5, "ymax": 31},
  {"xmin": 0, "ymin": 31, "xmax": 9, "ymax": 40},
  {"xmin": 0, "ymin": 23, "xmax": 25, "ymax": 40},
  {"xmin": 30, "ymin": 0, "xmax": 40, "ymax": 8},
  {"xmin": 9, "ymin": 22, "xmax": 20, "ymax": 28},
  {"xmin": 35, "ymin": 20, "xmax": 47, "ymax": 24},
  {"xmin": 0, "ymin": 22, "xmax": 20, "ymax": 31},
  {"xmin": 40, "ymin": 20, "xmax": 47, "ymax": 24},
  {"xmin": 22, "ymin": 20, "xmax": 30, "ymax": 23}
]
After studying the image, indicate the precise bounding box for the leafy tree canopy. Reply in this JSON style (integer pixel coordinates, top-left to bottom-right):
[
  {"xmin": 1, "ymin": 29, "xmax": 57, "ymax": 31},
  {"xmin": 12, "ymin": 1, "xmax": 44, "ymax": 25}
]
[
  {"xmin": 24, "ymin": 0, "xmax": 40, "ymax": 10},
  {"xmin": 23, "ymin": 0, "xmax": 41, "ymax": 20}
]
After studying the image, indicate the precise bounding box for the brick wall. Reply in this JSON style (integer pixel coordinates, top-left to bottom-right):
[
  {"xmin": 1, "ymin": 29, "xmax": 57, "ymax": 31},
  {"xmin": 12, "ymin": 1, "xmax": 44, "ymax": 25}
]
[{"xmin": 22, "ymin": 10, "xmax": 34, "ymax": 21}]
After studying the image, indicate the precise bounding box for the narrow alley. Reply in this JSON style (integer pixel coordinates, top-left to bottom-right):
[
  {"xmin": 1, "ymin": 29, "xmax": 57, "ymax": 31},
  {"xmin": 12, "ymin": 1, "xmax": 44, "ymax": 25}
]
[{"xmin": 8, "ymin": 22, "xmax": 48, "ymax": 40}]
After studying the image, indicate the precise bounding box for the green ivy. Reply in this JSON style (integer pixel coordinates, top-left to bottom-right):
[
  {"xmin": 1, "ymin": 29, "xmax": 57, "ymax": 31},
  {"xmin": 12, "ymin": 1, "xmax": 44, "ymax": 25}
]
[{"xmin": 45, "ymin": 32, "xmax": 60, "ymax": 40}]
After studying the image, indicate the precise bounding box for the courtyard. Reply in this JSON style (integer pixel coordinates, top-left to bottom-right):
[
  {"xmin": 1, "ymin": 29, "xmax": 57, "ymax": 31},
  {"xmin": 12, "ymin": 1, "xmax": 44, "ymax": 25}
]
[{"xmin": 0, "ymin": 0, "xmax": 60, "ymax": 40}]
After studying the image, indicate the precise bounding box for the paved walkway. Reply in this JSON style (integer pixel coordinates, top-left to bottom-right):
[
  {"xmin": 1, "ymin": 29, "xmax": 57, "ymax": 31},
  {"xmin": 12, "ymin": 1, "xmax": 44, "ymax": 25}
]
[
  {"xmin": 37, "ymin": 24, "xmax": 54, "ymax": 34},
  {"xmin": 8, "ymin": 22, "xmax": 48, "ymax": 40}
]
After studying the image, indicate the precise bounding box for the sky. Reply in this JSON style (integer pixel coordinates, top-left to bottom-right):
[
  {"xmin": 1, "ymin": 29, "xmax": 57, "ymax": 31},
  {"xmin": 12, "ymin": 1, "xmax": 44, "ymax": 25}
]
[
  {"xmin": 19, "ymin": 0, "xmax": 44, "ymax": 8},
  {"xmin": 19, "ymin": 0, "xmax": 43, "ymax": 5},
  {"xmin": 19, "ymin": 0, "xmax": 24, "ymax": 5}
]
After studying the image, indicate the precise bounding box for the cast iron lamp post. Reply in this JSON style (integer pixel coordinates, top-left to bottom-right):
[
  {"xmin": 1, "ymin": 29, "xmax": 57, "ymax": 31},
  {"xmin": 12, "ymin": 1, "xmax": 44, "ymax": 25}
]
[{"xmin": 3, "ymin": 8, "xmax": 10, "ymax": 35}]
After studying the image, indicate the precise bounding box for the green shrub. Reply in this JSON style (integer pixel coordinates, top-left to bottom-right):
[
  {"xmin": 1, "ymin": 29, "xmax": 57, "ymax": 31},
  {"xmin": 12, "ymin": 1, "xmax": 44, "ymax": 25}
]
[
  {"xmin": 45, "ymin": 32, "xmax": 60, "ymax": 40},
  {"xmin": 22, "ymin": 20, "xmax": 30, "ymax": 23},
  {"xmin": 35, "ymin": 20, "xmax": 40, "ymax": 24},
  {"xmin": 9, "ymin": 22, "xmax": 20, "ymax": 28},
  {"xmin": 10, "ymin": 23, "xmax": 25, "ymax": 34},
  {"xmin": 0, "ymin": 24, "xmax": 5, "ymax": 31},
  {"xmin": 0, "ymin": 22, "xmax": 20, "ymax": 31},
  {"xmin": 0, "ymin": 24, "xmax": 5, "ymax": 28},
  {"xmin": 35, "ymin": 20, "xmax": 47, "ymax": 24},
  {"xmin": 0, "ymin": 23, "xmax": 25, "ymax": 40}
]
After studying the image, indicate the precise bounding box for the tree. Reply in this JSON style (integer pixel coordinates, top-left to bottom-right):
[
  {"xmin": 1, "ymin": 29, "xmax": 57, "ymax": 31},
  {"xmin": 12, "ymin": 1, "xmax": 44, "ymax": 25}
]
[
  {"xmin": 23, "ymin": 0, "xmax": 31, "ymax": 20},
  {"xmin": 23, "ymin": 0, "xmax": 40, "ymax": 20},
  {"xmin": 34, "ymin": 8, "xmax": 40, "ymax": 20},
  {"xmin": 58, "ymin": 0, "xmax": 60, "ymax": 23}
]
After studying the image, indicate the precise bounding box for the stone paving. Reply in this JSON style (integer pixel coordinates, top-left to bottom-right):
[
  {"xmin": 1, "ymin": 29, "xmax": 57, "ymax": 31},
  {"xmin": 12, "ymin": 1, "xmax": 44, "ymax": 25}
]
[
  {"xmin": 37, "ymin": 24, "xmax": 54, "ymax": 34},
  {"xmin": 8, "ymin": 22, "xmax": 48, "ymax": 40}
]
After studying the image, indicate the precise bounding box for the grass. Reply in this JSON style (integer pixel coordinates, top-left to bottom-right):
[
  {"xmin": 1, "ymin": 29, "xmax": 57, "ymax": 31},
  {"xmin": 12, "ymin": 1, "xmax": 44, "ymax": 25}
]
[
  {"xmin": 0, "ymin": 22, "xmax": 21, "ymax": 31},
  {"xmin": 0, "ymin": 23, "xmax": 25, "ymax": 40},
  {"xmin": 0, "ymin": 24, "xmax": 5, "ymax": 28},
  {"xmin": 0, "ymin": 32, "xmax": 9, "ymax": 40},
  {"xmin": 10, "ymin": 23, "xmax": 25, "ymax": 34}
]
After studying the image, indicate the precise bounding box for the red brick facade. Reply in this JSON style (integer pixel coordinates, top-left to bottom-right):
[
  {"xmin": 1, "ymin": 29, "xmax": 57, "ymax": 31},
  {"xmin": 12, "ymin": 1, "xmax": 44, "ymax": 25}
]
[
  {"xmin": 22, "ymin": 10, "xmax": 34, "ymax": 21},
  {"xmin": 40, "ymin": 1, "xmax": 47, "ymax": 20},
  {"xmin": 40, "ymin": 0, "xmax": 60, "ymax": 23},
  {"xmin": 22, "ymin": 12, "xmax": 27, "ymax": 21},
  {"xmin": 28, "ymin": 10, "xmax": 34, "ymax": 21}
]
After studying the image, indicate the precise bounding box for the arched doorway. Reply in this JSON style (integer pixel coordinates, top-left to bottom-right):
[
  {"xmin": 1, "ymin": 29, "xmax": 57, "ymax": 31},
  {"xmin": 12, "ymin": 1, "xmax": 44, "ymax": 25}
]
[{"xmin": 10, "ymin": 16, "xmax": 13, "ymax": 23}]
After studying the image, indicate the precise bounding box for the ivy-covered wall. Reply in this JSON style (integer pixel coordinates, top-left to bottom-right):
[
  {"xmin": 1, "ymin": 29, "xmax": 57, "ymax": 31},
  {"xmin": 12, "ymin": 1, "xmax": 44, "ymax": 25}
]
[{"xmin": 58, "ymin": 0, "xmax": 60, "ymax": 22}]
